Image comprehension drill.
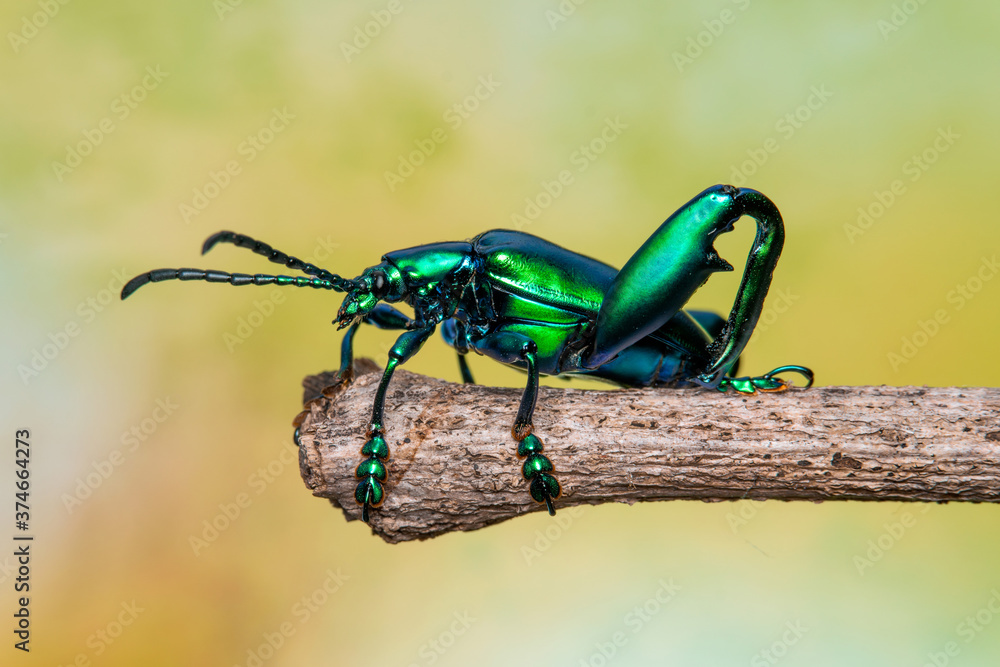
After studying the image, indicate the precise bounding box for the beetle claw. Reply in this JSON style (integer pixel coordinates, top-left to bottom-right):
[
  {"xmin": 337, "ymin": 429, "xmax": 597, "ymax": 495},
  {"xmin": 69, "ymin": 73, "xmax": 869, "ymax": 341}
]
[{"xmin": 543, "ymin": 493, "xmax": 556, "ymax": 516}]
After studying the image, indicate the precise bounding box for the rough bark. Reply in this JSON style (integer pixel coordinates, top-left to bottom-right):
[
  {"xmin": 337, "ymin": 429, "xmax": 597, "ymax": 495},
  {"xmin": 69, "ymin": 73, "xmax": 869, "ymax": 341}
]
[{"xmin": 295, "ymin": 359, "xmax": 1000, "ymax": 544}]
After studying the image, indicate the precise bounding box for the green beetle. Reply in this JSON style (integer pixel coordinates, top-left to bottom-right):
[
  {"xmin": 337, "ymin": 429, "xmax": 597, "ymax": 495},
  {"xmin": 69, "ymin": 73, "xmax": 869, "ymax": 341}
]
[{"xmin": 122, "ymin": 184, "xmax": 812, "ymax": 522}]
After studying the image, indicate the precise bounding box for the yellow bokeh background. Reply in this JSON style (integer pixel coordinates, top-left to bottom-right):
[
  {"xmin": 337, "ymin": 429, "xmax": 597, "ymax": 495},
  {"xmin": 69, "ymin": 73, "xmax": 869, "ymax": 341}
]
[{"xmin": 2, "ymin": 2, "xmax": 999, "ymax": 665}]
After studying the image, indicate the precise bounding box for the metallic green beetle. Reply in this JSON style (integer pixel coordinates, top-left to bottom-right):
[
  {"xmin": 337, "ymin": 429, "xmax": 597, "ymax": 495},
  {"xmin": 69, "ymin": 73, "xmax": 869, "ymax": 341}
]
[{"xmin": 121, "ymin": 184, "xmax": 812, "ymax": 523}]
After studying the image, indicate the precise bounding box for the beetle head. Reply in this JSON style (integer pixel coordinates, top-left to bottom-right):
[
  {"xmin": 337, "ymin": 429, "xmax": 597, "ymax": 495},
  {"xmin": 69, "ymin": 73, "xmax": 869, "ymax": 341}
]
[{"xmin": 335, "ymin": 262, "xmax": 405, "ymax": 328}]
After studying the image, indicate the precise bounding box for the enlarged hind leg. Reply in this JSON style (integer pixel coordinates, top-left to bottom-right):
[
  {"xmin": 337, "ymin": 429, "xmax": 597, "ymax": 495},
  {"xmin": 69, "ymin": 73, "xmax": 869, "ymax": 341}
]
[
  {"xmin": 583, "ymin": 186, "xmax": 786, "ymax": 389},
  {"xmin": 686, "ymin": 310, "xmax": 738, "ymax": 377}
]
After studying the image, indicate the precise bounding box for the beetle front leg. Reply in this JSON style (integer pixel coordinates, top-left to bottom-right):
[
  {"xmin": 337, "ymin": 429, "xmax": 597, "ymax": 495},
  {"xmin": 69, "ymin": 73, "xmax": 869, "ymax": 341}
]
[
  {"xmin": 354, "ymin": 325, "xmax": 435, "ymax": 523},
  {"xmin": 296, "ymin": 304, "xmax": 417, "ymax": 452},
  {"xmin": 333, "ymin": 303, "xmax": 416, "ymax": 386},
  {"xmin": 335, "ymin": 321, "xmax": 362, "ymax": 384},
  {"xmin": 472, "ymin": 331, "xmax": 561, "ymax": 515}
]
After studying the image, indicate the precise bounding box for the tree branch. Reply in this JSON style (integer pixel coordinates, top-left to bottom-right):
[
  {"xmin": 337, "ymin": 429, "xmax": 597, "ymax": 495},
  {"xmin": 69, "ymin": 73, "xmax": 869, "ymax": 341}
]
[{"xmin": 295, "ymin": 359, "xmax": 1000, "ymax": 544}]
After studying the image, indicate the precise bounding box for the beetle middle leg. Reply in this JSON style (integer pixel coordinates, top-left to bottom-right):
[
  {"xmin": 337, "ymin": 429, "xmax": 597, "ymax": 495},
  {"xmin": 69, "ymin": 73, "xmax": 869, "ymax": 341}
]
[
  {"xmin": 354, "ymin": 325, "xmax": 435, "ymax": 523},
  {"xmin": 441, "ymin": 318, "xmax": 476, "ymax": 384},
  {"xmin": 471, "ymin": 331, "xmax": 561, "ymax": 515}
]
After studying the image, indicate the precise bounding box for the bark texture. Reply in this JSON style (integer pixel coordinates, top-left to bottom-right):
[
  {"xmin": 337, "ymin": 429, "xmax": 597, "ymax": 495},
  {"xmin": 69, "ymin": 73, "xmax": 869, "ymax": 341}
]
[{"xmin": 295, "ymin": 359, "xmax": 1000, "ymax": 544}]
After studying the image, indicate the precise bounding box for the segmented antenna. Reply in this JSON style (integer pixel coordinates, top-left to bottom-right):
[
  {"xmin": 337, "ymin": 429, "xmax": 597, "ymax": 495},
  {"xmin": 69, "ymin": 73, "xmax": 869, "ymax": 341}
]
[
  {"xmin": 202, "ymin": 230, "xmax": 355, "ymax": 292},
  {"xmin": 120, "ymin": 268, "xmax": 347, "ymax": 300}
]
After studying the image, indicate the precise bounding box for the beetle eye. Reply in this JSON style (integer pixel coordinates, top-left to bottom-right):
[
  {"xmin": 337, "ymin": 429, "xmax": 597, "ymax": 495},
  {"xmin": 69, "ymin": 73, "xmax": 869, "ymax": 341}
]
[{"xmin": 371, "ymin": 272, "xmax": 388, "ymax": 298}]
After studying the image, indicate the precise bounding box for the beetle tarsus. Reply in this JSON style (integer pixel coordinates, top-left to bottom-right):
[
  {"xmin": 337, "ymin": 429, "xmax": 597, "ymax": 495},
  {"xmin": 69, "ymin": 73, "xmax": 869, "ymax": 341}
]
[
  {"xmin": 355, "ymin": 477, "xmax": 383, "ymax": 524},
  {"xmin": 718, "ymin": 364, "xmax": 815, "ymax": 394}
]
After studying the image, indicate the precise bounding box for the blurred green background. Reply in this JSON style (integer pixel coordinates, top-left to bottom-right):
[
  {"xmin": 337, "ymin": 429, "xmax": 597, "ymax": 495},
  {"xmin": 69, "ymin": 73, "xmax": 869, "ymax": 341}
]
[{"xmin": 2, "ymin": 1, "xmax": 999, "ymax": 665}]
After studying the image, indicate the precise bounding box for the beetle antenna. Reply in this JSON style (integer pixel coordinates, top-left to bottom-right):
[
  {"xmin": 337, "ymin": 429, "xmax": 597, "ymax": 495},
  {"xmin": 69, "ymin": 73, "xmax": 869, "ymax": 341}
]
[
  {"xmin": 202, "ymin": 230, "xmax": 355, "ymax": 292},
  {"xmin": 120, "ymin": 268, "xmax": 354, "ymax": 300}
]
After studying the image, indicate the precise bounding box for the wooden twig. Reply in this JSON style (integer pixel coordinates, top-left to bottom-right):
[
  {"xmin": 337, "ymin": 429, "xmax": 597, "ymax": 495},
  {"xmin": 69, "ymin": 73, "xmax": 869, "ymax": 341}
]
[{"xmin": 294, "ymin": 359, "xmax": 1000, "ymax": 544}]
